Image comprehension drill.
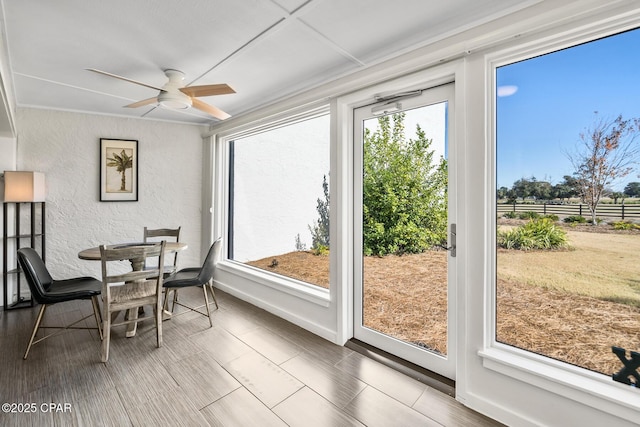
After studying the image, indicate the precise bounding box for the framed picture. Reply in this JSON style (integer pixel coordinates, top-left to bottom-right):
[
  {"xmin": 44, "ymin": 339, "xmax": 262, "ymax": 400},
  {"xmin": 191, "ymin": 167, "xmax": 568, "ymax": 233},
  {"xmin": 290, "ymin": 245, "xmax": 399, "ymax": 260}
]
[{"xmin": 100, "ymin": 138, "xmax": 138, "ymax": 201}]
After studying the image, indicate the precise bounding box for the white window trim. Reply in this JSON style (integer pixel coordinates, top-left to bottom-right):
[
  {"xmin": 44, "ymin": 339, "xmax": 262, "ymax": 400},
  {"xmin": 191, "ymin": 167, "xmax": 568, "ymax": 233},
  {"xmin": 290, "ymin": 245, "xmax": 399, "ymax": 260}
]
[
  {"xmin": 212, "ymin": 102, "xmax": 332, "ymax": 305},
  {"xmin": 481, "ymin": 14, "xmax": 640, "ymax": 423},
  {"xmin": 217, "ymin": 260, "xmax": 330, "ymax": 307}
]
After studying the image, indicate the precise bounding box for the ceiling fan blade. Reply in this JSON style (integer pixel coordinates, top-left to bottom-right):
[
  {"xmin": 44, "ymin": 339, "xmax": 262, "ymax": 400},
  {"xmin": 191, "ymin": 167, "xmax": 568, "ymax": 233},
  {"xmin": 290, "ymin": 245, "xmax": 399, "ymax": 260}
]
[
  {"xmin": 124, "ymin": 97, "xmax": 158, "ymax": 108},
  {"xmin": 86, "ymin": 68, "xmax": 163, "ymax": 91},
  {"xmin": 180, "ymin": 84, "xmax": 235, "ymax": 97},
  {"xmin": 192, "ymin": 98, "xmax": 231, "ymax": 120}
]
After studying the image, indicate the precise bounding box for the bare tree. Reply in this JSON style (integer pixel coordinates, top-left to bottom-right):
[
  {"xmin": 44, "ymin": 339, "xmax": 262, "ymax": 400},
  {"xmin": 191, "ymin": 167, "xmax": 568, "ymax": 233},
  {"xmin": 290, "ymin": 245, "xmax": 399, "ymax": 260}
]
[{"xmin": 566, "ymin": 113, "xmax": 640, "ymax": 224}]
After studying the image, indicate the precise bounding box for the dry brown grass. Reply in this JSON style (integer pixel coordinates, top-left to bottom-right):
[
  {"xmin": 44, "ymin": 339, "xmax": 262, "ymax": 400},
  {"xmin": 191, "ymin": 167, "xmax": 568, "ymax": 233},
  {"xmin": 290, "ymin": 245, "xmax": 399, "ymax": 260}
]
[
  {"xmin": 249, "ymin": 251, "xmax": 448, "ymax": 355},
  {"xmin": 249, "ymin": 226, "xmax": 640, "ymax": 376},
  {"xmin": 497, "ymin": 277, "xmax": 640, "ymax": 374}
]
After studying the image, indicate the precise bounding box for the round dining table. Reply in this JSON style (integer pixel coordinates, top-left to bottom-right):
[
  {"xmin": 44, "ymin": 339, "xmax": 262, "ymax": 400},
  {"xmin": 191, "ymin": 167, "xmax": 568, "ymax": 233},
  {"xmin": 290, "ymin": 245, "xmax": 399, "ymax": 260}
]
[
  {"xmin": 78, "ymin": 241, "xmax": 188, "ymax": 337},
  {"xmin": 78, "ymin": 241, "xmax": 187, "ymax": 266}
]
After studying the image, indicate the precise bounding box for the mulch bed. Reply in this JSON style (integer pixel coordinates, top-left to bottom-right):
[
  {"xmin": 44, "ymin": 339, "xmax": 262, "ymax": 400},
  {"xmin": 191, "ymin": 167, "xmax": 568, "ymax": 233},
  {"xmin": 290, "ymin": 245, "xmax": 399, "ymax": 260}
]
[{"xmin": 249, "ymin": 246, "xmax": 640, "ymax": 375}]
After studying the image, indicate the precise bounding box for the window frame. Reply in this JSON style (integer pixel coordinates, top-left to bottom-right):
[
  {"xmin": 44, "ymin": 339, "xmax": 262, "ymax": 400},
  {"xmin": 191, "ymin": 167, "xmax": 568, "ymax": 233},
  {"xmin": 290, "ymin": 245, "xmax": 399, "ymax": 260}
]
[
  {"xmin": 481, "ymin": 19, "xmax": 640, "ymax": 421},
  {"xmin": 215, "ymin": 103, "xmax": 332, "ymax": 307}
]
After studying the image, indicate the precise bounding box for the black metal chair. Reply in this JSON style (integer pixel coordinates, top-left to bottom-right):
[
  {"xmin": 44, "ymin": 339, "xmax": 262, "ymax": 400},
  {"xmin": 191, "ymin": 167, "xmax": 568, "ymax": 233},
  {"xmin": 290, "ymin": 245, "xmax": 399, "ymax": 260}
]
[
  {"xmin": 162, "ymin": 238, "xmax": 221, "ymax": 327},
  {"xmin": 17, "ymin": 247, "xmax": 102, "ymax": 360}
]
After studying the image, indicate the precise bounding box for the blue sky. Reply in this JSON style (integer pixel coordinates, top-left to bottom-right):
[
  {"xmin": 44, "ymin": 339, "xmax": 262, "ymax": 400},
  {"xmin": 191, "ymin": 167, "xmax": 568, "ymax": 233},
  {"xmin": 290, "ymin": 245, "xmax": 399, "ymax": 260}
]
[{"xmin": 496, "ymin": 27, "xmax": 640, "ymax": 191}]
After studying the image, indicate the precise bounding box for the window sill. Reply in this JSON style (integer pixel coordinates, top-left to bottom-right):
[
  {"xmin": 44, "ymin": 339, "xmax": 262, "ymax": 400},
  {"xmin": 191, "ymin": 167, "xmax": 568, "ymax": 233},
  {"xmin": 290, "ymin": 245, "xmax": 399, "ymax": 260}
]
[
  {"xmin": 479, "ymin": 345, "xmax": 639, "ymax": 423},
  {"xmin": 216, "ymin": 260, "xmax": 331, "ymax": 307}
]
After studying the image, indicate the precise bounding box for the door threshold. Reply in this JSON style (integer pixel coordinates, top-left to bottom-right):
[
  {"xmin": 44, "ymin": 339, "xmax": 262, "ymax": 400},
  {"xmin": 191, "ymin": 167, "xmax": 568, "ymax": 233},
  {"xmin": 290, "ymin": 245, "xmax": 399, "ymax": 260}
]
[{"xmin": 346, "ymin": 339, "xmax": 455, "ymax": 396}]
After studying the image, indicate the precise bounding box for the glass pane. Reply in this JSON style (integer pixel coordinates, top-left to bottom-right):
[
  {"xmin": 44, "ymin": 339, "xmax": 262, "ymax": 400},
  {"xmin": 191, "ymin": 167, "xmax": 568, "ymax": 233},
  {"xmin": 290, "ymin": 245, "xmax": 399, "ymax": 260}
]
[
  {"xmin": 230, "ymin": 114, "xmax": 330, "ymax": 288},
  {"xmin": 496, "ymin": 28, "xmax": 640, "ymax": 375},
  {"xmin": 362, "ymin": 104, "xmax": 448, "ymax": 355}
]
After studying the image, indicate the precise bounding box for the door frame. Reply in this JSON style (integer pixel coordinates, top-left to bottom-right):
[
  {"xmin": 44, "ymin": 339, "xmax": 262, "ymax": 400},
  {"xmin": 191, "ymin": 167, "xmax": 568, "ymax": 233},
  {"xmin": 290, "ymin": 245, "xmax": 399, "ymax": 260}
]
[
  {"xmin": 354, "ymin": 82, "xmax": 457, "ymax": 380},
  {"xmin": 334, "ymin": 60, "xmax": 466, "ymax": 382}
]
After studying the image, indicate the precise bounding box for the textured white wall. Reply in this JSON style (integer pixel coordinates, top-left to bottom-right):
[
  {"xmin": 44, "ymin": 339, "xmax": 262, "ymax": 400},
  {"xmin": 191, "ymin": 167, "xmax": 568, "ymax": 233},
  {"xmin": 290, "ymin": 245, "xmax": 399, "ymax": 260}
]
[{"xmin": 15, "ymin": 108, "xmax": 206, "ymax": 280}]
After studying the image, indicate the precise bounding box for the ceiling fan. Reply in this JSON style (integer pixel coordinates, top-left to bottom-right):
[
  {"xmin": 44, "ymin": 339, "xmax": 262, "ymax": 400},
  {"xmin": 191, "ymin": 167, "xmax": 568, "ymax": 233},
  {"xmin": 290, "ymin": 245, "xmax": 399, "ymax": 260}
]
[{"xmin": 87, "ymin": 68, "xmax": 235, "ymax": 120}]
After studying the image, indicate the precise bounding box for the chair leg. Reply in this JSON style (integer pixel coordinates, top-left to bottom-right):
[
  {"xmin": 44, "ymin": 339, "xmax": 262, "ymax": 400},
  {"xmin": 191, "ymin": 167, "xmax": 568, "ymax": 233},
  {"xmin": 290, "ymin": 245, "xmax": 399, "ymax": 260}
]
[
  {"xmin": 156, "ymin": 300, "xmax": 163, "ymax": 348},
  {"xmin": 207, "ymin": 280, "xmax": 219, "ymax": 309},
  {"xmin": 202, "ymin": 285, "xmax": 213, "ymax": 328},
  {"xmin": 162, "ymin": 288, "xmax": 171, "ymax": 317},
  {"xmin": 23, "ymin": 304, "xmax": 47, "ymax": 360},
  {"xmin": 91, "ymin": 296, "xmax": 103, "ymax": 341},
  {"xmin": 172, "ymin": 289, "xmax": 179, "ymax": 312},
  {"xmin": 125, "ymin": 307, "xmax": 139, "ymax": 338},
  {"xmin": 102, "ymin": 308, "xmax": 111, "ymax": 363}
]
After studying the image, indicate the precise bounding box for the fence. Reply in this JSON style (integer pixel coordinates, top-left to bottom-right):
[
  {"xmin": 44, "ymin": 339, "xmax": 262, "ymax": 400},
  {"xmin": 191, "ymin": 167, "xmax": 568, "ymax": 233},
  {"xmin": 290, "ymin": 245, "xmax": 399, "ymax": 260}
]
[{"xmin": 496, "ymin": 203, "xmax": 640, "ymax": 220}]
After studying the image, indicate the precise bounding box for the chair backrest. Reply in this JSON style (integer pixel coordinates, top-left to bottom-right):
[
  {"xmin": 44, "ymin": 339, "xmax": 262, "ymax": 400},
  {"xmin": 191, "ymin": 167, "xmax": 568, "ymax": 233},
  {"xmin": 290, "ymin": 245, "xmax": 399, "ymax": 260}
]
[
  {"xmin": 198, "ymin": 238, "xmax": 222, "ymax": 283},
  {"xmin": 143, "ymin": 227, "xmax": 180, "ymax": 269},
  {"xmin": 17, "ymin": 247, "xmax": 53, "ymax": 303},
  {"xmin": 100, "ymin": 241, "xmax": 166, "ymax": 305}
]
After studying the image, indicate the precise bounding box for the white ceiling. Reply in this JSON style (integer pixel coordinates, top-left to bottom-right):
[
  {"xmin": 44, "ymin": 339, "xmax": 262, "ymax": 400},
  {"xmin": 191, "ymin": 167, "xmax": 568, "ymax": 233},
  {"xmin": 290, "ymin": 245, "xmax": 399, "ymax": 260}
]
[{"xmin": 1, "ymin": 0, "xmax": 532, "ymax": 127}]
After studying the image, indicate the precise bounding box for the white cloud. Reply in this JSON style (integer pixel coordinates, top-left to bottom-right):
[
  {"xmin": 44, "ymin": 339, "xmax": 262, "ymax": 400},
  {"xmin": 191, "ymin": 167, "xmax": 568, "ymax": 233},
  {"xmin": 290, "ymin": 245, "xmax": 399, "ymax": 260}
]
[{"xmin": 497, "ymin": 85, "xmax": 518, "ymax": 97}]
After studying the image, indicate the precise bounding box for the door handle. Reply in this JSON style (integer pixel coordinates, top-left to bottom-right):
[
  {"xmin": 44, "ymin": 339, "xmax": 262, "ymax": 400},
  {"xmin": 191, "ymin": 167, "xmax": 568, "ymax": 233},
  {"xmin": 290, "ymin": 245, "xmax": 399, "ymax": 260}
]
[{"xmin": 439, "ymin": 223, "xmax": 456, "ymax": 257}]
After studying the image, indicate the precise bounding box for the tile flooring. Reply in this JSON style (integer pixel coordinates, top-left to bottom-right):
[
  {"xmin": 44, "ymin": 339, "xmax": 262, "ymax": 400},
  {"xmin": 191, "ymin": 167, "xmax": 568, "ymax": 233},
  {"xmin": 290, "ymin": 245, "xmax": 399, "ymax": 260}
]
[{"xmin": 0, "ymin": 288, "xmax": 502, "ymax": 426}]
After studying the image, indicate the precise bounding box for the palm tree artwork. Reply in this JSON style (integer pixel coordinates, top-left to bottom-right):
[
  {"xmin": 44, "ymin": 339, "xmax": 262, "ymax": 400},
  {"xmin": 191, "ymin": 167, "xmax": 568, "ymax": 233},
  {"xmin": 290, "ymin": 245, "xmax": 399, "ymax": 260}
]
[{"xmin": 106, "ymin": 149, "xmax": 133, "ymax": 192}]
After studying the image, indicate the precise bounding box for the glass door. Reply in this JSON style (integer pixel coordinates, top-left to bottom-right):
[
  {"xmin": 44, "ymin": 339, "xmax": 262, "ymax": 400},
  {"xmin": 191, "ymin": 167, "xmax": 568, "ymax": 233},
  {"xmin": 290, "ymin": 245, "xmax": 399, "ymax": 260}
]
[{"xmin": 353, "ymin": 83, "xmax": 456, "ymax": 380}]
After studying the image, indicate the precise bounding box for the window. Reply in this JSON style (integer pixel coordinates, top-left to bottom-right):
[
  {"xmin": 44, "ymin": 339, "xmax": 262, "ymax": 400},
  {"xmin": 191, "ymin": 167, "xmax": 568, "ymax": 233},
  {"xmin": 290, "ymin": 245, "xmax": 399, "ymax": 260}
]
[
  {"xmin": 228, "ymin": 112, "xmax": 330, "ymax": 289},
  {"xmin": 495, "ymin": 28, "xmax": 640, "ymax": 376}
]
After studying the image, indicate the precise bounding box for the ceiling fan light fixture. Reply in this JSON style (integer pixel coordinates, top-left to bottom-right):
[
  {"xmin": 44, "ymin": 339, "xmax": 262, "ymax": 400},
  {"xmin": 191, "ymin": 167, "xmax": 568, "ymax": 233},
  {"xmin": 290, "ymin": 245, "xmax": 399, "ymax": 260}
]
[{"xmin": 157, "ymin": 90, "xmax": 192, "ymax": 110}]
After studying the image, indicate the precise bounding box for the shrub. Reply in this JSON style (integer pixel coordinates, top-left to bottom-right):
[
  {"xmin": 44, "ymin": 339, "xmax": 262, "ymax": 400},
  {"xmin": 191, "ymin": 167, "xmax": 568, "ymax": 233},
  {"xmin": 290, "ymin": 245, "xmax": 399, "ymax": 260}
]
[
  {"xmin": 312, "ymin": 244, "xmax": 329, "ymax": 256},
  {"xmin": 542, "ymin": 214, "xmax": 559, "ymax": 221},
  {"xmin": 309, "ymin": 174, "xmax": 330, "ymax": 250},
  {"xmin": 502, "ymin": 211, "xmax": 517, "ymax": 219},
  {"xmin": 563, "ymin": 215, "xmax": 587, "ymax": 224},
  {"xmin": 363, "ymin": 113, "xmax": 447, "ymax": 256},
  {"xmin": 294, "ymin": 233, "xmax": 307, "ymax": 251},
  {"xmin": 517, "ymin": 211, "xmax": 540, "ymax": 220},
  {"xmin": 498, "ymin": 218, "xmax": 569, "ymax": 250},
  {"xmin": 611, "ymin": 221, "xmax": 640, "ymax": 230}
]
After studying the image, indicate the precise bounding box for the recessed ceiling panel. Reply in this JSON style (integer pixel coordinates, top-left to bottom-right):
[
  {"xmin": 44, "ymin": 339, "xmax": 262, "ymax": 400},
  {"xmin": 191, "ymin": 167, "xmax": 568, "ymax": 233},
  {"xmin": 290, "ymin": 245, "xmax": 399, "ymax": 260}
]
[
  {"xmin": 300, "ymin": 0, "xmax": 534, "ymax": 63},
  {"xmin": 208, "ymin": 20, "xmax": 358, "ymax": 114}
]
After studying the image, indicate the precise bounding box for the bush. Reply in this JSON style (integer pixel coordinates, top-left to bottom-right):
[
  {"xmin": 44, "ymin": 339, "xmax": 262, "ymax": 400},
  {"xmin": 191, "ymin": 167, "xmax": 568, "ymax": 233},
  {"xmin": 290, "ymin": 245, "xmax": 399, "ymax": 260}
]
[
  {"xmin": 309, "ymin": 175, "xmax": 330, "ymax": 250},
  {"xmin": 498, "ymin": 218, "xmax": 569, "ymax": 250},
  {"xmin": 517, "ymin": 211, "xmax": 540, "ymax": 220},
  {"xmin": 363, "ymin": 113, "xmax": 447, "ymax": 256},
  {"xmin": 611, "ymin": 221, "xmax": 640, "ymax": 230},
  {"xmin": 502, "ymin": 211, "xmax": 517, "ymax": 219},
  {"xmin": 563, "ymin": 215, "xmax": 587, "ymax": 224},
  {"xmin": 312, "ymin": 244, "xmax": 329, "ymax": 256},
  {"xmin": 543, "ymin": 214, "xmax": 559, "ymax": 221},
  {"xmin": 294, "ymin": 233, "xmax": 307, "ymax": 251}
]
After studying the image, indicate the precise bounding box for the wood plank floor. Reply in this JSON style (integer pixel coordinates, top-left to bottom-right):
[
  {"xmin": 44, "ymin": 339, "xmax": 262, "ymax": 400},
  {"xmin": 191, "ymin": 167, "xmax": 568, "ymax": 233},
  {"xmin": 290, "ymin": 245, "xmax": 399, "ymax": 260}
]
[{"xmin": 0, "ymin": 288, "xmax": 502, "ymax": 426}]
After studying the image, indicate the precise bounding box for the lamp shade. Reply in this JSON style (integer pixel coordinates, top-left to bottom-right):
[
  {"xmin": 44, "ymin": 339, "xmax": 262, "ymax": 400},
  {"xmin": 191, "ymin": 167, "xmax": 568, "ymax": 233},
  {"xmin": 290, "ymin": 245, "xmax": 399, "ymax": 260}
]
[{"xmin": 3, "ymin": 171, "xmax": 46, "ymax": 202}]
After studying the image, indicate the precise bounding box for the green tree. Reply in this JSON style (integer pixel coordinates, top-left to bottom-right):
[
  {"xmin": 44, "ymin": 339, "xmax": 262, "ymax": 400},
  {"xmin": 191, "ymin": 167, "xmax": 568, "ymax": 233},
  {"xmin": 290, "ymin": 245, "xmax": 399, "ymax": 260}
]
[
  {"xmin": 531, "ymin": 180, "xmax": 552, "ymax": 200},
  {"xmin": 624, "ymin": 182, "xmax": 640, "ymax": 197},
  {"xmin": 363, "ymin": 113, "xmax": 448, "ymax": 256},
  {"xmin": 552, "ymin": 175, "xmax": 580, "ymax": 201},
  {"xmin": 106, "ymin": 149, "xmax": 133, "ymax": 191},
  {"xmin": 512, "ymin": 177, "xmax": 535, "ymax": 201},
  {"xmin": 611, "ymin": 191, "xmax": 625, "ymax": 204},
  {"xmin": 497, "ymin": 186, "xmax": 509, "ymax": 200},
  {"xmin": 308, "ymin": 174, "xmax": 330, "ymax": 250},
  {"xmin": 566, "ymin": 113, "xmax": 640, "ymax": 224}
]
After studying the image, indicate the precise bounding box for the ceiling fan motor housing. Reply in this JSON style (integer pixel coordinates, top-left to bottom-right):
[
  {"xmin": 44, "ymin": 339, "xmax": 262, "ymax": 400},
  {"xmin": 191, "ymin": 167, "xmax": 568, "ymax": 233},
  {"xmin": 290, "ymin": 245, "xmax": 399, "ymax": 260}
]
[
  {"xmin": 157, "ymin": 69, "xmax": 192, "ymax": 109},
  {"xmin": 157, "ymin": 90, "xmax": 192, "ymax": 109}
]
